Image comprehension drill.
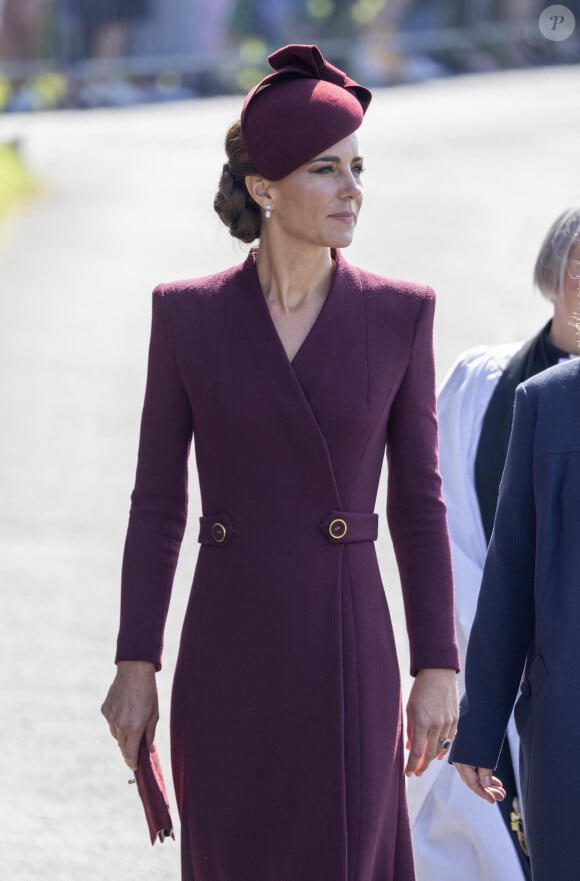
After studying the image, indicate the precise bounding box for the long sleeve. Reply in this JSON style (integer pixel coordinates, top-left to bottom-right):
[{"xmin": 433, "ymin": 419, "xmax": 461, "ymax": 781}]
[
  {"xmin": 115, "ymin": 287, "xmax": 194, "ymax": 669},
  {"xmin": 450, "ymin": 384, "xmax": 536, "ymax": 770},
  {"xmin": 386, "ymin": 290, "xmax": 459, "ymax": 675}
]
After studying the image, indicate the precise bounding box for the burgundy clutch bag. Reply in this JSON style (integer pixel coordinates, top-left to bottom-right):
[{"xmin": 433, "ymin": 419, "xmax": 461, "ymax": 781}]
[{"xmin": 131, "ymin": 737, "xmax": 175, "ymax": 845}]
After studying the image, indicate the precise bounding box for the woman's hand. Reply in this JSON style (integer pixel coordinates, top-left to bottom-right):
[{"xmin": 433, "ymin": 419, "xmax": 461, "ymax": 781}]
[
  {"xmin": 101, "ymin": 660, "xmax": 159, "ymax": 770},
  {"xmin": 404, "ymin": 667, "xmax": 458, "ymax": 777},
  {"xmin": 452, "ymin": 763, "xmax": 506, "ymax": 803}
]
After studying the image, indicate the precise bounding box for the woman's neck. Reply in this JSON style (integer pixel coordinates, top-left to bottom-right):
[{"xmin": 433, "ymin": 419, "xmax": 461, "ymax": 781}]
[{"xmin": 254, "ymin": 239, "xmax": 335, "ymax": 313}]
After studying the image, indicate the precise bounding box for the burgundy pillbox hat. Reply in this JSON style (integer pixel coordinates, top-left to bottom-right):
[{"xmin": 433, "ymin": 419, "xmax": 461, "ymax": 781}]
[{"xmin": 241, "ymin": 44, "xmax": 372, "ymax": 181}]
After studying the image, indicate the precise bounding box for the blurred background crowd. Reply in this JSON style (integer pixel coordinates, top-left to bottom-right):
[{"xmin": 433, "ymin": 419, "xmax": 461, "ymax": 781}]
[{"xmin": 0, "ymin": 0, "xmax": 579, "ymax": 111}]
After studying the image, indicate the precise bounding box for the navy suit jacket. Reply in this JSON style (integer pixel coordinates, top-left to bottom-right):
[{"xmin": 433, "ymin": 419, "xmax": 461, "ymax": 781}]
[{"xmin": 450, "ymin": 356, "xmax": 580, "ymax": 881}]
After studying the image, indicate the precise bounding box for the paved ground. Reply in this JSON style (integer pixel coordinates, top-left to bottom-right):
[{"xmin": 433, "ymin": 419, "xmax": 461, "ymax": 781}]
[{"xmin": 1, "ymin": 65, "xmax": 579, "ymax": 879}]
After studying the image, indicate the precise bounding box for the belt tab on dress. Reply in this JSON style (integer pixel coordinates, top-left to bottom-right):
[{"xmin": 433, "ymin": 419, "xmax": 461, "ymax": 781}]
[
  {"xmin": 198, "ymin": 514, "xmax": 234, "ymax": 547},
  {"xmin": 320, "ymin": 511, "xmax": 379, "ymax": 544}
]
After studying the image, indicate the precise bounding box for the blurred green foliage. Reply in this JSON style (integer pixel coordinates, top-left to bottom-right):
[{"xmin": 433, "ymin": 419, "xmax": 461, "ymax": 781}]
[{"xmin": 0, "ymin": 142, "xmax": 39, "ymax": 222}]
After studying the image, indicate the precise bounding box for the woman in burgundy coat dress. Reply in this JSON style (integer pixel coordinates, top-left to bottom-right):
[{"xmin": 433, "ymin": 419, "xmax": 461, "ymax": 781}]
[{"xmin": 102, "ymin": 44, "xmax": 459, "ymax": 881}]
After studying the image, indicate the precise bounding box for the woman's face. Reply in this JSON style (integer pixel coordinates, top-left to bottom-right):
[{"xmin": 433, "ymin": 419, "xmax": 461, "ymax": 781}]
[{"xmin": 266, "ymin": 132, "xmax": 364, "ymax": 250}]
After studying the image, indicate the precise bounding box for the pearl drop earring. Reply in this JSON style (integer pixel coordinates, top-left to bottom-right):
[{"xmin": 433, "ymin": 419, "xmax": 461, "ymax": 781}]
[{"xmin": 264, "ymin": 204, "xmax": 273, "ymax": 219}]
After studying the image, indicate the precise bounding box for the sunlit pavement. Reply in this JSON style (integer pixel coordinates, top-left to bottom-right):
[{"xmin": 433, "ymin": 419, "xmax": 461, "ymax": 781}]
[{"xmin": 1, "ymin": 65, "xmax": 579, "ymax": 880}]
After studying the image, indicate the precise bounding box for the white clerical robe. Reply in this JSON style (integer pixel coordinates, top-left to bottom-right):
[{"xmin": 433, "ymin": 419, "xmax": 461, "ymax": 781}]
[{"xmin": 408, "ymin": 342, "xmax": 526, "ymax": 881}]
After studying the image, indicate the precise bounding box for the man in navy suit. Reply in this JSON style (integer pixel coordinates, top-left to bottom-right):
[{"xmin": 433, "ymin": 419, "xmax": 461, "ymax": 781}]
[{"xmin": 450, "ymin": 337, "xmax": 580, "ymax": 880}]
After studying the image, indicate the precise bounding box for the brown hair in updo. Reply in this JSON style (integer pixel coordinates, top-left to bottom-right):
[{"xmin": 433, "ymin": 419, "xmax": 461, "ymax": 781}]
[{"xmin": 214, "ymin": 121, "xmax": 262, "ymax": 244}]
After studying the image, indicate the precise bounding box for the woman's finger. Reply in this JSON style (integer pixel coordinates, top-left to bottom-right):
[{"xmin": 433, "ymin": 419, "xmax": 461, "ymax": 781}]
[
  {"xmin": 404, "ymin": 718, "xmax": 429, "ymax": 776},
  {"xmin": 422, "ymin": 726, "xmax": 446, "ymax": 769},
  {"xmin": 123, "ymin": 730, "xmax": 143, "ymax": 771},
  {"xmin": 436, "ymin": 728, "xmax": 456, "ymax": 759}
]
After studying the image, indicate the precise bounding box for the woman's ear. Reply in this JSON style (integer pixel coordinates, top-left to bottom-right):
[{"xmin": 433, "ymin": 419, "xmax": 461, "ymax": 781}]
[{"xmin": 245, "ymin": 174, "xmax": 273, "ymax": 211}]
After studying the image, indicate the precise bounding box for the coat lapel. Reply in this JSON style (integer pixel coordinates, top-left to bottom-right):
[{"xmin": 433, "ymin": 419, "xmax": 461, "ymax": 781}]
[
  {"xmin": 225, "ymin": 254, "xmax": 345, "ymax": 509},
  {"xmin": 230, "ymin": 252, "xmax": 371, "ymax": 508}
]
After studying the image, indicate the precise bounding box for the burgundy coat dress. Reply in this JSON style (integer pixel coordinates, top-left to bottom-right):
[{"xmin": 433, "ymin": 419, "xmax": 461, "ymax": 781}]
[{"xmin": 116, "ymin": 250, "xmax": 459, "ymax": 881}]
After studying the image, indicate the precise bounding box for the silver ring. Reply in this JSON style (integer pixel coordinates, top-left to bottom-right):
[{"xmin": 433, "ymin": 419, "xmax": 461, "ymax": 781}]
[{"xmin": 439, "ymin": 737, "xmax": 452, "ymax": 750}]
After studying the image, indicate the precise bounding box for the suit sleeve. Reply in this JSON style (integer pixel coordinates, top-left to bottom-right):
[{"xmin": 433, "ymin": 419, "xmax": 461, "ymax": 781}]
[
  {"xmin": 450, "ymin": 384, "xmax": 536, "ymax": 770},
  {"xmin": 386, "ymin": 290, "xmax": 460, "ymax": 675},
  {"xmin": 115, "ymin": 287, "xmax": 194, "ymax": 670}
]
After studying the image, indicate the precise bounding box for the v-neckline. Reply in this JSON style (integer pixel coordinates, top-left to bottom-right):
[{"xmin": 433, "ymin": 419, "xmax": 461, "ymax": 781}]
[{"xmin": 248, "ymin": 249, "xmax": 340, "ymax": 368}]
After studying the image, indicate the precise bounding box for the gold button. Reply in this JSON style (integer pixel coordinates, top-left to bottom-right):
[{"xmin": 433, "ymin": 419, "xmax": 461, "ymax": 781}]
[
  {"xmin": 328, "ymin": 518, "xmax": 348, "ymax": 540},
  {"xmin": 211, "ymin": 522, "xmax": 227, "ymax": 543}
]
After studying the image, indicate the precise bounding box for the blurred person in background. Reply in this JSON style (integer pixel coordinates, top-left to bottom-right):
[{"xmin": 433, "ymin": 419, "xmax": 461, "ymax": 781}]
[
  {"xmin": 497, "ymin": 0, "xmax": 544, "ymax": 67},
  {"xmin": 131, "ymin": 0, "xmax": 234, "ymax": 95},
  {"xmin": 67, "ymin": 0, "xmax": 151, "ymax": 60},
  {"xmin": 397, "ymin": 0, "xmax": 548, "ymax": 77},
  {"xmin": 229, "ymin": 0, "xmax": 302, "ymax": 46},
  {"xmin": 346, "ymin": 0, "xmax": 421, "ymax": 86},
  {"xmin": 408, "ymin": 206, "xmax": 580, "ymax": 881},
  {"xmin": 498, "ymin": 0, "xmax": 542, "ymax": 26},
  {"xmin": 62, "ymin": 0, "xmax": 152, "ymax": 106},
  {"xmin": 0, "ymin": 0, "xmax": 51, "ymax": 63},
  {"xmin": 0, "ymin": 0, "xmax": 53, "ymax": 110}
]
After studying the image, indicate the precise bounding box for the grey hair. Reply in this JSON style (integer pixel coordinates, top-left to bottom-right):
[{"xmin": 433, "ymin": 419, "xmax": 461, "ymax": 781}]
[{"xmin": 533, "ymin": 206, "xmax": 580, "ymax": 302}]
